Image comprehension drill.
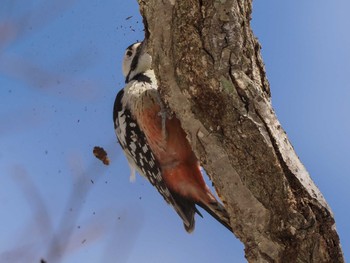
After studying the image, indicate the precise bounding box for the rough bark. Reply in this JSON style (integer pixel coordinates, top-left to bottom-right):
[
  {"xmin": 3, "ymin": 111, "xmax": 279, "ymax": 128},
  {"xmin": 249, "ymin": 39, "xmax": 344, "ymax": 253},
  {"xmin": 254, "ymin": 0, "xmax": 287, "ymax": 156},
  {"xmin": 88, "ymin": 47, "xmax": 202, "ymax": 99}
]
[{"xmin": 137, "ymin": 1, "xmax": 344, "ymax": 262}]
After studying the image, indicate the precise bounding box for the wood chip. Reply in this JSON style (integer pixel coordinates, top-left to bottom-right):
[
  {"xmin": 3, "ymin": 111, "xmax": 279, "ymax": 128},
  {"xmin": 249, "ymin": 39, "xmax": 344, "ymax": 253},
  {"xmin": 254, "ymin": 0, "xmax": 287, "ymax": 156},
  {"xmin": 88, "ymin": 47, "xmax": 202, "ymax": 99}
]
[{"xmin": 93, "ymin": 146, "xmax": 110, "ymax": 165}]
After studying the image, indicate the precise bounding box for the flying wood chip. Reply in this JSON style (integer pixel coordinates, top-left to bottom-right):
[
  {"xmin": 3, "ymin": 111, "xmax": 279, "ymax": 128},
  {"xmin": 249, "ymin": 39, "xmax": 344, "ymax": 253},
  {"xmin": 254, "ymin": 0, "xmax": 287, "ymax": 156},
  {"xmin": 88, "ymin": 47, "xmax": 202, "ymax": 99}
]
[{"xmin": 93, "ymin": 146, "xmax": 110, "ymax": 165}]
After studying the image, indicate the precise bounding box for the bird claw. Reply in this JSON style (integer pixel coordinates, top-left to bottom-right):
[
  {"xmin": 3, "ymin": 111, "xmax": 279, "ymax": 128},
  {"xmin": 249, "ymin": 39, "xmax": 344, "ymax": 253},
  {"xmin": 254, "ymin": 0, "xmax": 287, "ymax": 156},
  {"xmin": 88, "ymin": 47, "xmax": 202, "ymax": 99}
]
[
  {"xmin": 156, "ymin": 94, "xmax": 170, "ymax": 143},
  {"xmin": 158, "ymin": 110, "xmax": 168, "ymax": 142}
]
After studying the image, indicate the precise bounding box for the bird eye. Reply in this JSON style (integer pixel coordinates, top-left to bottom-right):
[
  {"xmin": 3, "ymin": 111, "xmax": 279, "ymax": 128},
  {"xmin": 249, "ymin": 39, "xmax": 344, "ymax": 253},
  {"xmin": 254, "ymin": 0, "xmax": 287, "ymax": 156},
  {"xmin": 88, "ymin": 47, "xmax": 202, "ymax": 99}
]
[{"xmin": 126, "ymin": 50, "xmax": 133, "ymax": 57}]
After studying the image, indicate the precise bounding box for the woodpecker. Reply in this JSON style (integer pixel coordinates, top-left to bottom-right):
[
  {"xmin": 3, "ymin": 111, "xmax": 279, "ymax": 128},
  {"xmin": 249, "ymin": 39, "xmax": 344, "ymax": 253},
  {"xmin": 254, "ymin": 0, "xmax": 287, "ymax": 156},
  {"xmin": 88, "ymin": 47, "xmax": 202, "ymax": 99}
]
[{"xmin": 113, "ymin": 41, "xmax": 232, "ymax": 233}]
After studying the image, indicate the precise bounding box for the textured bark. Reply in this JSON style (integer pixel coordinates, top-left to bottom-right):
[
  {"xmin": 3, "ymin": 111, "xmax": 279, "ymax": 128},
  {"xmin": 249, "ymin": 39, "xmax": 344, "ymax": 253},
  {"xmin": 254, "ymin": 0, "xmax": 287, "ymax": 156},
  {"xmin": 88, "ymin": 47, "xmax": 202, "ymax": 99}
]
[{"xmin": 137, "ymin": 1, "xmax": 344, "ymax": 262}]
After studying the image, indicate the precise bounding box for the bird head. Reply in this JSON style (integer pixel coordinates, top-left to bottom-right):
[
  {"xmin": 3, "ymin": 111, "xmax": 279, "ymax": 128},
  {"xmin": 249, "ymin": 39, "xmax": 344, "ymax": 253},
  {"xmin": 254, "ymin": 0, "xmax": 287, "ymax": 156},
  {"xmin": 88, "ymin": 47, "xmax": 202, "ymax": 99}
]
[{"xmin": 122, "ymin": 41, "xmax": 152, "ymax": 83}]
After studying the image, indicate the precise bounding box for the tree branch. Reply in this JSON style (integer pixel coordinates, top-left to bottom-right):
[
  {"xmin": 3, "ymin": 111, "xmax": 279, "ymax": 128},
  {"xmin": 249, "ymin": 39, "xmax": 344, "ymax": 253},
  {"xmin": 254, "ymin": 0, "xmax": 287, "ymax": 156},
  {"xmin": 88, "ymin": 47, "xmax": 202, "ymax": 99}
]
[{"xmin": 138, "ymin": 0, "xmax": 344, "ymax": 262}]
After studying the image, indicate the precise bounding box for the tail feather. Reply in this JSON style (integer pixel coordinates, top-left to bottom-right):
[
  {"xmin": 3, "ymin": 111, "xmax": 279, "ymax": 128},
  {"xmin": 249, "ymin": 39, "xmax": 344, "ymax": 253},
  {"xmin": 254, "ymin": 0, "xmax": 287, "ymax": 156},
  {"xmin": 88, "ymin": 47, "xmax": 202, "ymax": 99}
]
[
  {"xmin": 170, "ymin": 192, "xmax": 196, "ymax": 233},
  {"xmin": 197, "ymin": 201, "xmax": 233, "ymax": 232}
]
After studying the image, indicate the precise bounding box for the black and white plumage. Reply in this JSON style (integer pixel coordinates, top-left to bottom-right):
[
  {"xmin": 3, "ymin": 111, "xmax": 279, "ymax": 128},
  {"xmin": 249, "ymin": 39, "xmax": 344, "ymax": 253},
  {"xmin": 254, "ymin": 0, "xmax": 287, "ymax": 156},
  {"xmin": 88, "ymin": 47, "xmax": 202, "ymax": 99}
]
[
  {"xmin": 113, "ymin": 42, "xmax": 232, "ymax": 233},
  {"xmin": 113, "ymin": 42, "xmax": 196, "ymax": 231}
]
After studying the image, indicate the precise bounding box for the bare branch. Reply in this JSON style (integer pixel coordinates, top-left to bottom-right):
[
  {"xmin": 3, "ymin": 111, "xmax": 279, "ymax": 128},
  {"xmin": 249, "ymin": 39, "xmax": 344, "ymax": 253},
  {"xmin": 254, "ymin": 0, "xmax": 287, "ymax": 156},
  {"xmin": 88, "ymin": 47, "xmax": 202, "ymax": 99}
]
[{"xmin": 138, "ymin": 0, "xmax": 344, "ymax": 262}]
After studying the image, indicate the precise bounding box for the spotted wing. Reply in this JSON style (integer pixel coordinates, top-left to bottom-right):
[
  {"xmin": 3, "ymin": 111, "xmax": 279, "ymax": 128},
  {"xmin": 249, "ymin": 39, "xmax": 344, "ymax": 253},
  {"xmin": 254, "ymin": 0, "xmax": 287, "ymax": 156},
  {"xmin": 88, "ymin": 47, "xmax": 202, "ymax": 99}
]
[{"xmin": 113, "ymin": 89, "xmax": 195, "ymax": 230}]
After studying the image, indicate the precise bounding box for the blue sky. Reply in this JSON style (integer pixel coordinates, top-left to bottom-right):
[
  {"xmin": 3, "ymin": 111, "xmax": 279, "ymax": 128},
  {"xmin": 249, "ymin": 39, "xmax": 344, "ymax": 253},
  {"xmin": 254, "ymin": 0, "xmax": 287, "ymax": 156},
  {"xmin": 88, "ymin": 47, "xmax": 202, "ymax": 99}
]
[{"xmin": 0, "ymin": 1, "xmax": 349, "ymax": 262}]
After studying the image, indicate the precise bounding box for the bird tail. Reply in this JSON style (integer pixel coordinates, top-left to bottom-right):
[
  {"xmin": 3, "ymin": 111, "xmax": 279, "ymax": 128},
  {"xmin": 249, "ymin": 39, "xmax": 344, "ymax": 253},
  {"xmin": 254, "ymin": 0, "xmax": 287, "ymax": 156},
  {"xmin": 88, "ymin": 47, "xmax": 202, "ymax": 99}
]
[
  {"xmin": 197, "ymin": 200, "xmax": 233, "ymax": 232},
  {"xmin": 170, "ymin": 192, "xmax": 197, "ymax": 233}
]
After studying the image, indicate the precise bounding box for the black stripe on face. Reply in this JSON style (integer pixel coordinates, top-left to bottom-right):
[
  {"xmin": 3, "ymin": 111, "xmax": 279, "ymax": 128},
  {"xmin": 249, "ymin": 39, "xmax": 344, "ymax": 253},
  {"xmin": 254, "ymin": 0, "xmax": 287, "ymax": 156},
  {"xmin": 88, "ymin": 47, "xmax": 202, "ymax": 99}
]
[
  {"xmin": 126, "ymin": 42, "xmax": 143, "ymax": 82},
  {"xmin": 131, "ymin": 73, "xmax": 151, "ymax": 83},
  {"xmin": 130, "ymin": 43, "xmax": 143, "ymax": 71}
]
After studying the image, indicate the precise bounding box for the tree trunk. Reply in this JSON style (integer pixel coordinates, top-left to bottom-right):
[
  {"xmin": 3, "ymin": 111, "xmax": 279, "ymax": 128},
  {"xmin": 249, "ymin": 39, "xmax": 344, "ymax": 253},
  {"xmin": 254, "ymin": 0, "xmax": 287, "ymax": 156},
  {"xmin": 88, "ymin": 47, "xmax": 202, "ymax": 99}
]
[{"xmin": 137, "ymin": 1, "xmax": 344, "ymax": 262}]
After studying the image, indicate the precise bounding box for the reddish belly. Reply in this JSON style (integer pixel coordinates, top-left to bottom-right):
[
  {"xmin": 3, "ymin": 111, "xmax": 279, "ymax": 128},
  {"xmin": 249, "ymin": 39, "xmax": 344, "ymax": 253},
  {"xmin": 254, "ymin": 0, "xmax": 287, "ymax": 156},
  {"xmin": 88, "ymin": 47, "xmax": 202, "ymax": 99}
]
[{"xmin": 138, "ymin": 105, "xmax": 210, "ymax": 202}]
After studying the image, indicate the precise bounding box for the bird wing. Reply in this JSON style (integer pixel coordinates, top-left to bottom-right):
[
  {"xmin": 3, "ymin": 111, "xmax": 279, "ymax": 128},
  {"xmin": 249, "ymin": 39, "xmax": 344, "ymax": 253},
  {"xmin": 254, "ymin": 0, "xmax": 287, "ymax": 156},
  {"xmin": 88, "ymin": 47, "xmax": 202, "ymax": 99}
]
[{"xmin": 113, "ymin": 88, "xmax": 196, "ymax": 231}]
